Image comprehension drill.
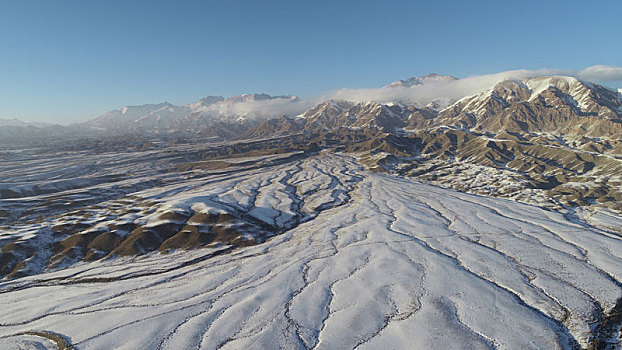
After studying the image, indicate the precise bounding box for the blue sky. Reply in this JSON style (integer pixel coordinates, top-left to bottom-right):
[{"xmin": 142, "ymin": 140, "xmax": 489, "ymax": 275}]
[{"xmin": 1, "ymin": 0, "xmax": 621, "ymax": 123}]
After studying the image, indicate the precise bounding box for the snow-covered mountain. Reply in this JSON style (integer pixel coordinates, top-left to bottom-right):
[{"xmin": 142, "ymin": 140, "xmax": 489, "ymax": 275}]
[
  {"xmin": 5, "ymin": 73, "xmax": 619, "ymax": 142},
  {"xmin": 80, "ymin": 73, "xmax": 462, "ymax": 138},
  {"xmin": 83, "ymin": 94, "xmax": 302, "ymax": 136},
  {"xmin": 87, "ymin": 102, "xmax": 191, "ymax": 132},
  {"xmin": 244, "ymin": 75, "xmax": 622, "ymax": 139},
  {"xmin": 433, "ymin": 76, "xmax": 622, "ymax": 136},
  {"xmin": 300, "ymin": 100, "xmax": 411, "ymax": 131},
  {"xmin": 385, "ymin": 73, "xmax": 458, "ymax": 88}
]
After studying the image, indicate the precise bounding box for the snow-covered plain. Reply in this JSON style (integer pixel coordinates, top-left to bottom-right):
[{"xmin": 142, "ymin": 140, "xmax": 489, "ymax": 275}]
[{"xmin": 0, "ymin": 153, "xmax": 621, "ymax": 349}]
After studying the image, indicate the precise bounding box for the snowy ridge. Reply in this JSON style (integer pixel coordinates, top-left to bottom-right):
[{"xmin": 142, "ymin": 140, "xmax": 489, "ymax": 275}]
[{"xmin": 524, "ymin": 76, "xmax": 593, "ymax": 111}]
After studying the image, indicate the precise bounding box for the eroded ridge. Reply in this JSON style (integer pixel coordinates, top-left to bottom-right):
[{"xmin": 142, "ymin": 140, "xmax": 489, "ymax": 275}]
[
  {"xmin": 0, "ymin": 154, "xmax": 621, "ymax": 349},
  {"xmin": 0, "ymin": 151, "xmax": 360, "ymax": 279}
]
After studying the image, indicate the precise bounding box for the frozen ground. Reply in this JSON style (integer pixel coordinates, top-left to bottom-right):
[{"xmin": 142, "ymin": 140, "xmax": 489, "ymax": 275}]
[{"xmin": 0, "ymin": 153, "xmax": 621, "ymax": 349}]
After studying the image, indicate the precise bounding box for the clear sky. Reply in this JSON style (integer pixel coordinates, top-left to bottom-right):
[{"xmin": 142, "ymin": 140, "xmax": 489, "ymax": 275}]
[{"xmin": 1, "ymin": 0, "xmax": 621, "ymax": 123}]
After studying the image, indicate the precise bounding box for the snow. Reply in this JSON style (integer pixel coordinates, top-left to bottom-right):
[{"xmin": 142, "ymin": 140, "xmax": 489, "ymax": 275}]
[
  {"xmin": 0, "ymin": 154, "xmax": 620, "ymax": 349},
  {"xmin": 525, "ymin": 76, "xmax": 593, "ymax": 111},
  {"xmin": 572, "ymin": 206, "xmax": 622, "ymax": 234}
]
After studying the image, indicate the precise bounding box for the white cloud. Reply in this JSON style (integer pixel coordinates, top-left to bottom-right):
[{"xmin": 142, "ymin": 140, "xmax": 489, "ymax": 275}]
[
  {"xmin": 576, "ymin": 65, "xmax": 622, "ymax": 82},
  {"xmin": 316, "ymin": 69, "xmax": 546, "ymax": 108},
  {"xmin": 201, "ymin": 96, "xmax": 318, "ymax": 119}
]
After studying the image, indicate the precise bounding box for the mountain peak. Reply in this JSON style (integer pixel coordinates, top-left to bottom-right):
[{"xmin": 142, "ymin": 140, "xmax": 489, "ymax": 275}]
[
  {"xmin": 198, "ymin": 96, "xmax": 225, "ymax": 105},
  {"xmin": 223, "ymin": 93, "xmax": 278, "ymax": 104},
  {"xmin": 386, "ymin": 74, "xmax": 458, "ymax": 88}
]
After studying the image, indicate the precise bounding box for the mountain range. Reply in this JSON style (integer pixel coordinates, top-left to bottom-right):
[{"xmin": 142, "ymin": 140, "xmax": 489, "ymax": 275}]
[
  {"xmin": 83, "ymin": 93, "xmax": 301, "ymax": 137},
  {"xmin": 3, "ymin": 74, "xmax": 620, "ymax": 142},
  {"xmin": 86, "ymin": 74, "xmax": 622, "ymax": 139}
]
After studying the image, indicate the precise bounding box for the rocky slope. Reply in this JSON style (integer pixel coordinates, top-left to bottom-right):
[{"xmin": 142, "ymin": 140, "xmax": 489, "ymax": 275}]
[{"xmin": 431, "ymin": 77, "xmax": 622, "ymax": 136}]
